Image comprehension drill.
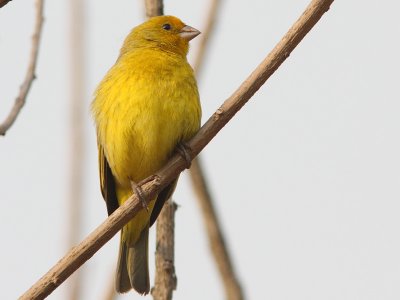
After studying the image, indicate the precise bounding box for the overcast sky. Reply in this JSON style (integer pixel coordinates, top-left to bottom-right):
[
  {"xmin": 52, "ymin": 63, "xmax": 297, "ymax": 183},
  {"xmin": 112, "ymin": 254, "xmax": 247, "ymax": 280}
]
[{"xmin": 1, "ymin": 1, "xmax": 400, "ymax": 299}]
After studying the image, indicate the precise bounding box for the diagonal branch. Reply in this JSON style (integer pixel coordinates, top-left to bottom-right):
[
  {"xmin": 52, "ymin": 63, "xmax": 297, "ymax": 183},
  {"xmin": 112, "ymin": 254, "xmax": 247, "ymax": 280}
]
[
  {"xmin": 19, "ymin": 1, "xmax": 334, "ymax": 299},
  {"xmin": 0, "ymin": 0, "xmax": 45, "ymax": 136},
  {"xmin": 192, "ymin": 0, "xmax": 221, "ymax": 76},
  {"xmin": 190, "ymin": 160, "xmax": 245, "ymax": 300}
]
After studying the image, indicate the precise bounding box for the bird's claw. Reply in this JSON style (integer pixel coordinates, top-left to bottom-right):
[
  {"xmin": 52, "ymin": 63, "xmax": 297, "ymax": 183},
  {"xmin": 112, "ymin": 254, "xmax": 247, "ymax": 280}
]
[
  {"xmin": 130, "ymin": 181, "xmax": 149, "ymax": 211},
  {"xmin": 176, "ymin": 142, "xmax": 192, "ymax": 169},
  {"xmin": 130, "ymin": 175, "xmax": 159, "ymax": 211}
]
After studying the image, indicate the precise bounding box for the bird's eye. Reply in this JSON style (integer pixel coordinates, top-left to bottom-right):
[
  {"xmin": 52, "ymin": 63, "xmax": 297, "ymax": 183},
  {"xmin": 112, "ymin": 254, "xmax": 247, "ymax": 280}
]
[{"xmin": 162, "ymin": 23, "xmax": 171, "ymax": 30}]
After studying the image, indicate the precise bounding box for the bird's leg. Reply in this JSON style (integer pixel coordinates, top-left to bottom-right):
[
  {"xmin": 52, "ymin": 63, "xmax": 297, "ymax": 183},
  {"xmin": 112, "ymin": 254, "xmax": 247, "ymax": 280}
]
[
  {"xmin": 130, "ymin": 180, "xmax": 148, "ymax": 211},
  {"xmin": 176, "ymin": 142, "xmax": 193, "ymax": 169},
  {"xmin": 130, "ymin": 175, "xmax": 158, "ymax": 211}
]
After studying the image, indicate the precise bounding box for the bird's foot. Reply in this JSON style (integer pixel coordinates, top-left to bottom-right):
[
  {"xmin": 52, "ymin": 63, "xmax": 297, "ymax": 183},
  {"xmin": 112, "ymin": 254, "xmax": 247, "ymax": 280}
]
[
  {"xmin": 176, "ymin": 142, "xmax": 193, "ymax": 169},
  {"xmin": 130, "ymin": 175, "xmax": 158, "ymax": 211},
  {"xmin": 130, "ymin": 181, "xmax": 148, "ymax": 211}
]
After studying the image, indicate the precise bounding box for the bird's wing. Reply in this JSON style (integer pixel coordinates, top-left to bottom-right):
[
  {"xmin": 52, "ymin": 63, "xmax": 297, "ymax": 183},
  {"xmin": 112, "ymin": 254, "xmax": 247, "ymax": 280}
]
[
  {"xmin": 149, "ymin": 177, "xmax": 179, "ymax": 227},
  {"xmin": 98, "ymin": 144, "xmax": 119, "ymax": 216},
  {"xmin": 99, "ymin": 141, "xmax": 179, "ymax": 224}
]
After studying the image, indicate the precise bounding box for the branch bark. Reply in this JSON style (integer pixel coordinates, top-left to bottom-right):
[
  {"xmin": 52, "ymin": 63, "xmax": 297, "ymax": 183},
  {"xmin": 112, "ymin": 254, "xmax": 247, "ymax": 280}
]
[
  {"xmin": 0, "ymin": 0, "xmax": 44, "ymax": 136},
  {"xmin": 151, "ymin": 200, "xmax": 178, "ymax": 300},
  {"xmin": 66, "ymin": 0, "xmax": 86, "ymax": 299},
  {"xmin": 144, "ymin": 0, "xmax": 163, "ymax": 18},
  {"xmin": 19, "ymin": 1, "xmax": 334, "ymax": 298}
]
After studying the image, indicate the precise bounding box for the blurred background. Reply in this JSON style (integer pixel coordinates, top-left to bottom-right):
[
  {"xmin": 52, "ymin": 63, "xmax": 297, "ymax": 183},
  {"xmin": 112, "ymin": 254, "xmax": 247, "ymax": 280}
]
[{"xmin": 1, "ymin": 0, "xmax": 400, "ymax": 299}]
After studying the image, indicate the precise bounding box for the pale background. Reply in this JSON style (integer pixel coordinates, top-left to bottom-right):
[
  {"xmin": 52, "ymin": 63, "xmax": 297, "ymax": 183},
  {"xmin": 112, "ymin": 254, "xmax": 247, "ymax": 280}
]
[{"xmin": 1, "ymin": 0, "xmax": 400, "ymax": 299}]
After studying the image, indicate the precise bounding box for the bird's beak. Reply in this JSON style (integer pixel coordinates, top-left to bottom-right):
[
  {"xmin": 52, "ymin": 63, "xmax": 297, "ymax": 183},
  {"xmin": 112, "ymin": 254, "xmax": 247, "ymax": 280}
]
[{"xmin": 179, "ymin": 25, "xmax": 201, "ymax": 41}]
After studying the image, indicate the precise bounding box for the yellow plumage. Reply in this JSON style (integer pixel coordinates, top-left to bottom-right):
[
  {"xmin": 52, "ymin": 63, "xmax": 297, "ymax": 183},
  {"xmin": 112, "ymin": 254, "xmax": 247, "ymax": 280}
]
[{"xmin": 91, "ymin": 16, "xmax": 201, "ymax": 294}]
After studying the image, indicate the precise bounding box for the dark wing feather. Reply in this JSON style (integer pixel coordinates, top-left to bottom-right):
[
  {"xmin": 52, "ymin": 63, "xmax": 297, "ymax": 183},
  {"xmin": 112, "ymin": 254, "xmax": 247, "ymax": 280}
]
[
  {"xmin": 99, "ymin": 143, "xmax": 179, "ymax": 224},
  {"xmin": 149, "ymin": 177, "xmax": 179, "ymax": 227},
  {"xmin": 98, "ymin": 144, "xmax": 119, "ymax": 216}
]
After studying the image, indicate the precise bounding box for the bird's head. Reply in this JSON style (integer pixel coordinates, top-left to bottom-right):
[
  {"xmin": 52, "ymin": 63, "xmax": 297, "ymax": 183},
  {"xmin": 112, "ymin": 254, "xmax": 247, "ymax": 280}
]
[{"xmin": 121, "ymin": 16, "xmax": 200, "ymax": 57}]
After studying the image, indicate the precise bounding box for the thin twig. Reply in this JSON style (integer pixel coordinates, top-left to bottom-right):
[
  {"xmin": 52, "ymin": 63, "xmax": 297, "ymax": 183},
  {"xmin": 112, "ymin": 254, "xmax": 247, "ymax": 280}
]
[
  {"xmin": 0, "ymin": 0, "xmax": 12, "ymax": 8},
  {"xmin": 67, "ymin": 0, "xmax": 86, "ymax": 299},
  {"xmin": 191, "ymin": 159, "xmax": 245, "ymax": 300},
  {"xmin": 144, "ymin": 0, "xmax": 163, "ymax": 18},
  {"xmin": 151, "ymin": 200, "xmax": 178, "ymax": 300},
  {"xmin": 193, "ymin": 0, "xmax": 221, "ymax": 76},
  {"xmin": 0, "ymin": 0, "xmax": 44, "ymax": 136},
  {"xmin": 190, "ymin": 0, "xmax": 245, "ymax": 299},
  {"xmin": 19, "ymin": 1, "xmax": 334, "ymax": 298}
]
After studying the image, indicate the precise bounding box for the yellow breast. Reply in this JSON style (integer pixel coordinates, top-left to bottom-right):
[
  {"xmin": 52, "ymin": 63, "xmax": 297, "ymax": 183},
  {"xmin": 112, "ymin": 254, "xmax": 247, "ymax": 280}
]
[{"xmin": 92, "ymin": 48, "xmax": 201, "ymax": 188}]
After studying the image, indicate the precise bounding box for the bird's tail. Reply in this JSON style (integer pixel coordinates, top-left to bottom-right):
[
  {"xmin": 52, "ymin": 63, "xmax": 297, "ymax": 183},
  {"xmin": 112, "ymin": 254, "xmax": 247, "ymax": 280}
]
[{"xmin": 115, "ymin": 225, "xmax": 150, "ymax": 294}]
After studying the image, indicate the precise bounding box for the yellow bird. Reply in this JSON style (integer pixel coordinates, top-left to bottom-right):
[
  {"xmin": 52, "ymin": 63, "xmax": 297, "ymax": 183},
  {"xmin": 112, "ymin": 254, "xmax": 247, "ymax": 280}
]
[{"xmin": 91, "ymin": 16, "xmax": 201, "ymax": 294}]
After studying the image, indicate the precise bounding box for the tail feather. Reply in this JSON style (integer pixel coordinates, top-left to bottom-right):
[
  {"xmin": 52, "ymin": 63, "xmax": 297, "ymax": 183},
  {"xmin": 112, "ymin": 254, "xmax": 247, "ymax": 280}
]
[
  {"xmin": 115, "ymin": 241, "xmax": 131, "ymax": 293},
  {"xmin": 116, "ymin": 226, "xmax": 150, "ymax": 295},
  {"xmin": 127, "ymin": 227, "xmax": 150, "ymax": 294}
]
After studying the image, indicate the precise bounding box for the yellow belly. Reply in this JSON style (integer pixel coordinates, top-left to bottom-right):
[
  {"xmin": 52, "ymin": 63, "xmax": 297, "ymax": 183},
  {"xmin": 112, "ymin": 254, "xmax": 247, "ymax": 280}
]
[{"xmin": 92, "ymin": 49, "xmax": 201, "ymax": 243}]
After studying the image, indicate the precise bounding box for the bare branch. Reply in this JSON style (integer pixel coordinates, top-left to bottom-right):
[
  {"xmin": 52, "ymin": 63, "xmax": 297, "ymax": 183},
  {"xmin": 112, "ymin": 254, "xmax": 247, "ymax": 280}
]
[
  {"xmin": 151, "ymin": 200, "xmax": 178, "ymax": 300},
  {"xmin": 0, "ymin": 0, "xmax": 44, "ymax": 136},
  {"xmin": 19, "ymin": 1, "xmax": 334, "ymax": 298},
  {"xmin": 66, "ymin": 0, "xmax": 86, "ymax": 299},
  {"xmin": 193, "ymin": 0, "xmax": 221, "ymax": 76},
  {"xmin": 144, "ymin": 0, "xmax": 163, "ymax": 18},
  {"xmin": 190, "ymin": 159, "xmax": 245, "ymax": 300}
]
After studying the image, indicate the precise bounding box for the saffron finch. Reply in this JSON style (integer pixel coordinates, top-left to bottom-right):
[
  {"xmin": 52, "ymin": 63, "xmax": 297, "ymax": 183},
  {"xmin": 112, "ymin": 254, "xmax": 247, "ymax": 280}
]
[{"xmin": 91, "ymin": 16, "xmax": 201, "ymax": 294}]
